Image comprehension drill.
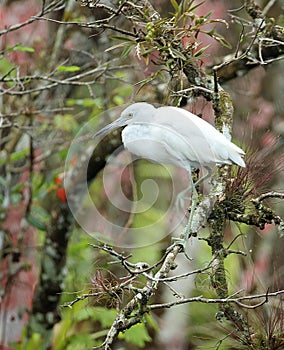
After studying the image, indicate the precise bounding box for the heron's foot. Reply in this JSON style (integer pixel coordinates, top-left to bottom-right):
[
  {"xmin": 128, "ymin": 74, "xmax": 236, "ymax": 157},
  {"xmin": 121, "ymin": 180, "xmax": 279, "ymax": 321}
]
[{"xmin": 167, "ymin": 237, "xmax": 192, "ymax": 261}]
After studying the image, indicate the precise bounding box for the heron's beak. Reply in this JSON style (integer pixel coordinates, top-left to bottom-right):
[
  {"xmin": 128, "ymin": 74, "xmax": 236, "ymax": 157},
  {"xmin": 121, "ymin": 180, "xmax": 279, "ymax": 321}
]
[{"xmin": 95, "ymin": 116, "xmax": 128, "ymax": 137}]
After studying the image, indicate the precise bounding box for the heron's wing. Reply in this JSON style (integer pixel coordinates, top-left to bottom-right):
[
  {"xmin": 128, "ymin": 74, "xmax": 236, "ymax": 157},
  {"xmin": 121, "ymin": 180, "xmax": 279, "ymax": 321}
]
[
  {"xmin": 154, "ymin": 107, "xmax": 223, "ymax": 166},
  {"xmin": 155, "ymin": 106, "xmax": 245, "ymax": 167}
]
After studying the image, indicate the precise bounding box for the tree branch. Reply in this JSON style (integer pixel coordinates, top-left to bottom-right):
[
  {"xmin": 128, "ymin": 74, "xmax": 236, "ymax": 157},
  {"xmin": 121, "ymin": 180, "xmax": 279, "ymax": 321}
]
[{"xmin": 149, "ymin": 289, "xmax": 284, "ymax": 311}]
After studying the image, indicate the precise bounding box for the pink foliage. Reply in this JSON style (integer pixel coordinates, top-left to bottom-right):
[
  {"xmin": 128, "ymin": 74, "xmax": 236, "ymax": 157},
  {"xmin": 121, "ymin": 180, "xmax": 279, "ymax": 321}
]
[
  {"xmin": 0, "ymin": 150, "xmax": 43, "ymax": 348},
  {"xmin": 249, "ymin": 98, "xmax": 274, "ymax": 129},
  {"xmin": 260, "ymin": 132, "xmax": 278, "ymax": 148},
  {"xmin": 1, "ymin": 209, "xmax": 37, "ymax": 348},
  {"xmin": 0, "ymin": 2, "xmax": 52, "ymax": 347},
  {"xmin": 0, "ymin": 0, "xmax": 48, "ymax": 69},
  {"xmin": 248, "ymin": 98, "xmax": 278, "ymax": 147}
]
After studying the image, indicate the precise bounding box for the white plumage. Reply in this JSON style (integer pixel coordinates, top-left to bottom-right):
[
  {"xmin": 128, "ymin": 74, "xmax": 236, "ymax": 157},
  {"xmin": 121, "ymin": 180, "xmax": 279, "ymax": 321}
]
[
  {"xmin": 98, "ymin": 102, "xmax": 245, "ymax": 170},
  {"xmin": 96, "ymin": 102, "xmax": 245, "ymax": 242}
]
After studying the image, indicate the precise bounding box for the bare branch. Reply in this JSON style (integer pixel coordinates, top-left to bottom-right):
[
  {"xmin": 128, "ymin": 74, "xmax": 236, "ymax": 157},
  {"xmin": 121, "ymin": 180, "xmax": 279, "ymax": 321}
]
[
  {"xmin": 149, "ymin": 289, "xmax": 284, "ymax": 311},
  {"xmin": 0, "ymin": 0, "xmax": 65, "ymax": 36},
  {"xmin": 254, "ymin": 191, "xmax": 284, "ymax": 203}
]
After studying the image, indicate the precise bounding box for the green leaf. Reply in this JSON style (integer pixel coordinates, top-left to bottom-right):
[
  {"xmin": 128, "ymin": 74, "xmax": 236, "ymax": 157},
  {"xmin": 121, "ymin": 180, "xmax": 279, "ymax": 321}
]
[
  {"xmin": 145, "ymin": 314, "xmax": 159, "ymax": 331},
  {"xmin": 135, "ymin": 70, "xmax": 162, "ymax": 93},
  {"xmin": 54, "ymin": 114, "xmax": 78, "ymax": 132},
  {"xmin": 113, "ymin": 95, "xmax": 125, "ymax": 105},
  {"xmin": 26, "ymin": 206, "xmax": 50, "ymax": 231},
  {"xmin": 92, "ymin": 307, "xmax": 116, "ymax": 328},
  {"xmin": 204, "ymin": 30, "xmax": 232, "ymax": 49},
  {"xmin": 110, "ymin": 35, "xmax": 135, "ymax": 42},
  {"xmin": 120, "ymin": 324, "xmax": 152, "ymax": 347},
  {"xmin": 0, "ymin": 57, "xmax": 16, "ymax": 86},
  {"xmin": 136, "ymin": 160, "xmax": 173, "ymax": 178},
  {"xmin": 30, "ymin": 205, "xmax": 51, "ymax": 220},
  {"xmin": 170, "ymin": 0, "xmax": 179, "ymax": 11},
  {"xmin": 168, "ymin": 47, "xmax": 187, "ymax": 60},
  {"xmin": 11, "ymin": 182, "xmax": 25, "ymax": 193},
  {"xmin": 26, "ymin": 214, "xmax": 47, "ymax": 231},
  {"xmin": 105, "ymin": 42, "xmax": 130, "ymax": 52},
  {"xmin": 66, "ymin": 98, "xmax": 96, "ymax": 107},
  {"xmin": 57, "ymin": 65, "xmax": 80, "ymax": 72},
  {"xmin": 66, "ymin": 334, "xmax": 95, "ymax": 350},
  {"xmin": 188, "ymin": 0, "xmax": 205, "ymax": 13},
  {"xmin": 11, "ymin": 148, "xmax": 30, "ymax": 162},
  {"xmin": 212, "ymin": 33, "xmax": 232, "ymax": 49},
  {"xmin": 75, "ymin": 307, "xmax": 116, "ymax": 328},
  {"xmin": 140, "ymin": 46, "xmax": 158, "ymax": 56},
  {"xmin": 68, "ymin": 240, "xmax": 89, "ymax": 255},
  {"xmin": 0, "ymin": 148, "xmax": 29, "ymax": 166},
  {"xmin": 193, "ymin": 44, "xmax": 211, "ymax": 57},
  {"xmin": 14, "ymin": 45, "xmax": 35, "ymax": 53},
  {"xmin": 8, "ymin": 45, "xmax": 35, "ymax": 53},
  {"xmin": 26, "ymin": 332, "xmax": 44, "ymax": 350},
  {"xmin": 121, "ymin": 44, "xmax": 134, "ymax": 58},
  {"xmin": 204, "ymin": 11, "xmax": 213, "ymax": 20},
  {"xmin": 74, "ymin": 307, "xmax": 97, "ymax": 322}
]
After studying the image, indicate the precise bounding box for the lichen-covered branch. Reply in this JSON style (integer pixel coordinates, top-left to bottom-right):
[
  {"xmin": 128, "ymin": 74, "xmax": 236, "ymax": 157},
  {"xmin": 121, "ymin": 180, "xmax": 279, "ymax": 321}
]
[{"xmin": 95, "ymin": 245, "xmax": 180, "ymax": 349}]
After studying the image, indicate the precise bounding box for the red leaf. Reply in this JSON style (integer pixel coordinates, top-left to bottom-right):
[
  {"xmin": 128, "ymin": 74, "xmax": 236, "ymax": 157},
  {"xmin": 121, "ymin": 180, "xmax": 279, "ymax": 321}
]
[{"xmin": 56, "ymin": 188, "xmax": 67, "ymax": 202}]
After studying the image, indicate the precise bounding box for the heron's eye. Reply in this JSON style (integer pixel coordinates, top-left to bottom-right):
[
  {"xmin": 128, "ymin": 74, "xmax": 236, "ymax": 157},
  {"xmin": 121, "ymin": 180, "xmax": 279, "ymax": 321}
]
[{"xmin": 128, "ymin": 112, "xmax": 133, "ymax": 118}]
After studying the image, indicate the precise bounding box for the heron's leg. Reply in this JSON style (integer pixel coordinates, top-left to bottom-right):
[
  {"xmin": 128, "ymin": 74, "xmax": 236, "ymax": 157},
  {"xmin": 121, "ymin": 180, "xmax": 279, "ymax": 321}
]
[
  {"xmin": 170, "ymin": 166, "xmax": 195, "ymax": 255},
  {"xmin": 184, "ymin": 167, "xmax": 212, "ymax": 239},
  {"xmin": 194, "ymin": 166, "xmax": 212, "ymax": 188},
  {"xmin": 184, "ymin": 174, "xmax": 198, "ymax": 240},
  {"xmin": 174, "ymin": 168, "xmax": 200, "ymax": 211},
  {"xmin": 169, "ymin": 167, "xmax": 212, "ymax": 256}
]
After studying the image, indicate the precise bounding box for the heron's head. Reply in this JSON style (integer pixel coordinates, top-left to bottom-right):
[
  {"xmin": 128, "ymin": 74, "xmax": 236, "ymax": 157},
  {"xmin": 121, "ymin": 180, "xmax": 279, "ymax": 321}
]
[
  {"xmin": 95, "ymin": 102, "xmax": 155, "ymax": 137},
  {"xmin": 120, "ymin": 102, "xmax": 155, "ymax": 122}
]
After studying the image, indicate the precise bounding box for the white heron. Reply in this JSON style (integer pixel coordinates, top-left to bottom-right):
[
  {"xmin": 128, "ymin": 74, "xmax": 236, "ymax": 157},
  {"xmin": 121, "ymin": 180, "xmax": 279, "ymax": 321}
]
[{"xmin": 95, "ymin": 102, "xmax": 245, "ymax": 243}]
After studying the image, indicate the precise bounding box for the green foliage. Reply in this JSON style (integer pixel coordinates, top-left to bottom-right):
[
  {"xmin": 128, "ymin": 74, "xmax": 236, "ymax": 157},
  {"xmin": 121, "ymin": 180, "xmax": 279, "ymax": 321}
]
[
  {"xmin": 278, "ymin": 14, "xmax": 284, "ymax": 26},
  {"xmin": 14, "ymin": 330, "xmax": 44, "ymax": 350},
  {"xmin": 74, "ymin": 306, "xmax": 116, "ymax": 327},
  {"xmin": 170, "ymin": 0, "xmax": 179, "ymax": 12},
  {"xmin": 65, "ymin": 334, "xmax": 95, "ymax": 350},
  {"xmin": 26, "ymin": 206, "xmax": 50, "ymax": 231},
  {"xmin": 66, "ymin": 98, "xmax": 101, "ymax": 108},
  {"xmin": 119, "ymin": 323, "xmax": 152, "ymax": 347},
  {"xmin": 205, "ymin": 28, "xmax": 232, "ymax": 49},
  {"xmin": 105, "ymin": 0, "xmax": 231, "ymax": 92},
  {"xmin": 57, "ymin": 299, "xmax": 154, "ymax": 349},
  {"xmin": 56, "ymin": 65, "xmax": 81, "ymax": 72},
  {"xmin": 7, "ymin": 44, "xmax": 35, "ymax": 53},
  {"xmin": 108, "ymin": 0, "xmax": 230, "ymax": 66},
  {"xmin": 54, "ymin": 114, "xmax": 79, "ymax": 132},
  {"xmin": 55, "ymin": 299, "xmax": 116, "ymax": 349},
  {"xmin": 62, "ymin": 230, "xmax": 95, "ymax": 297},
  {"xmin": 0, "ymin": 56, "xmax": 16, "ymax": 85},
  {"xmin": 193, "ymin": 44, "xmax": 211, "ymax": 57}
]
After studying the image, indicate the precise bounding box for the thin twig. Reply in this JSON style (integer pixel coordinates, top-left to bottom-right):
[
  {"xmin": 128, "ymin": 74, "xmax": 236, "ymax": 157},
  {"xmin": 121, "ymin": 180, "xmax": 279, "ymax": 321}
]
[
  {"xmin": 255, "ymin": 191, "xmax": 284, "ymax": 203},
  {"xmin": 262, "ymin": 0, "xmax": 277, "ymax": 15},
  {"xmin": 0, "ymin": 0, "xmax": 65, "ymax": 36},
  {"xmin": 149, "ymin": 289, "xmax": 284, "ymax": 311},
  {"xmin": 142, "ymin": 260, "xmax": 213, "ymax": 282}
]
